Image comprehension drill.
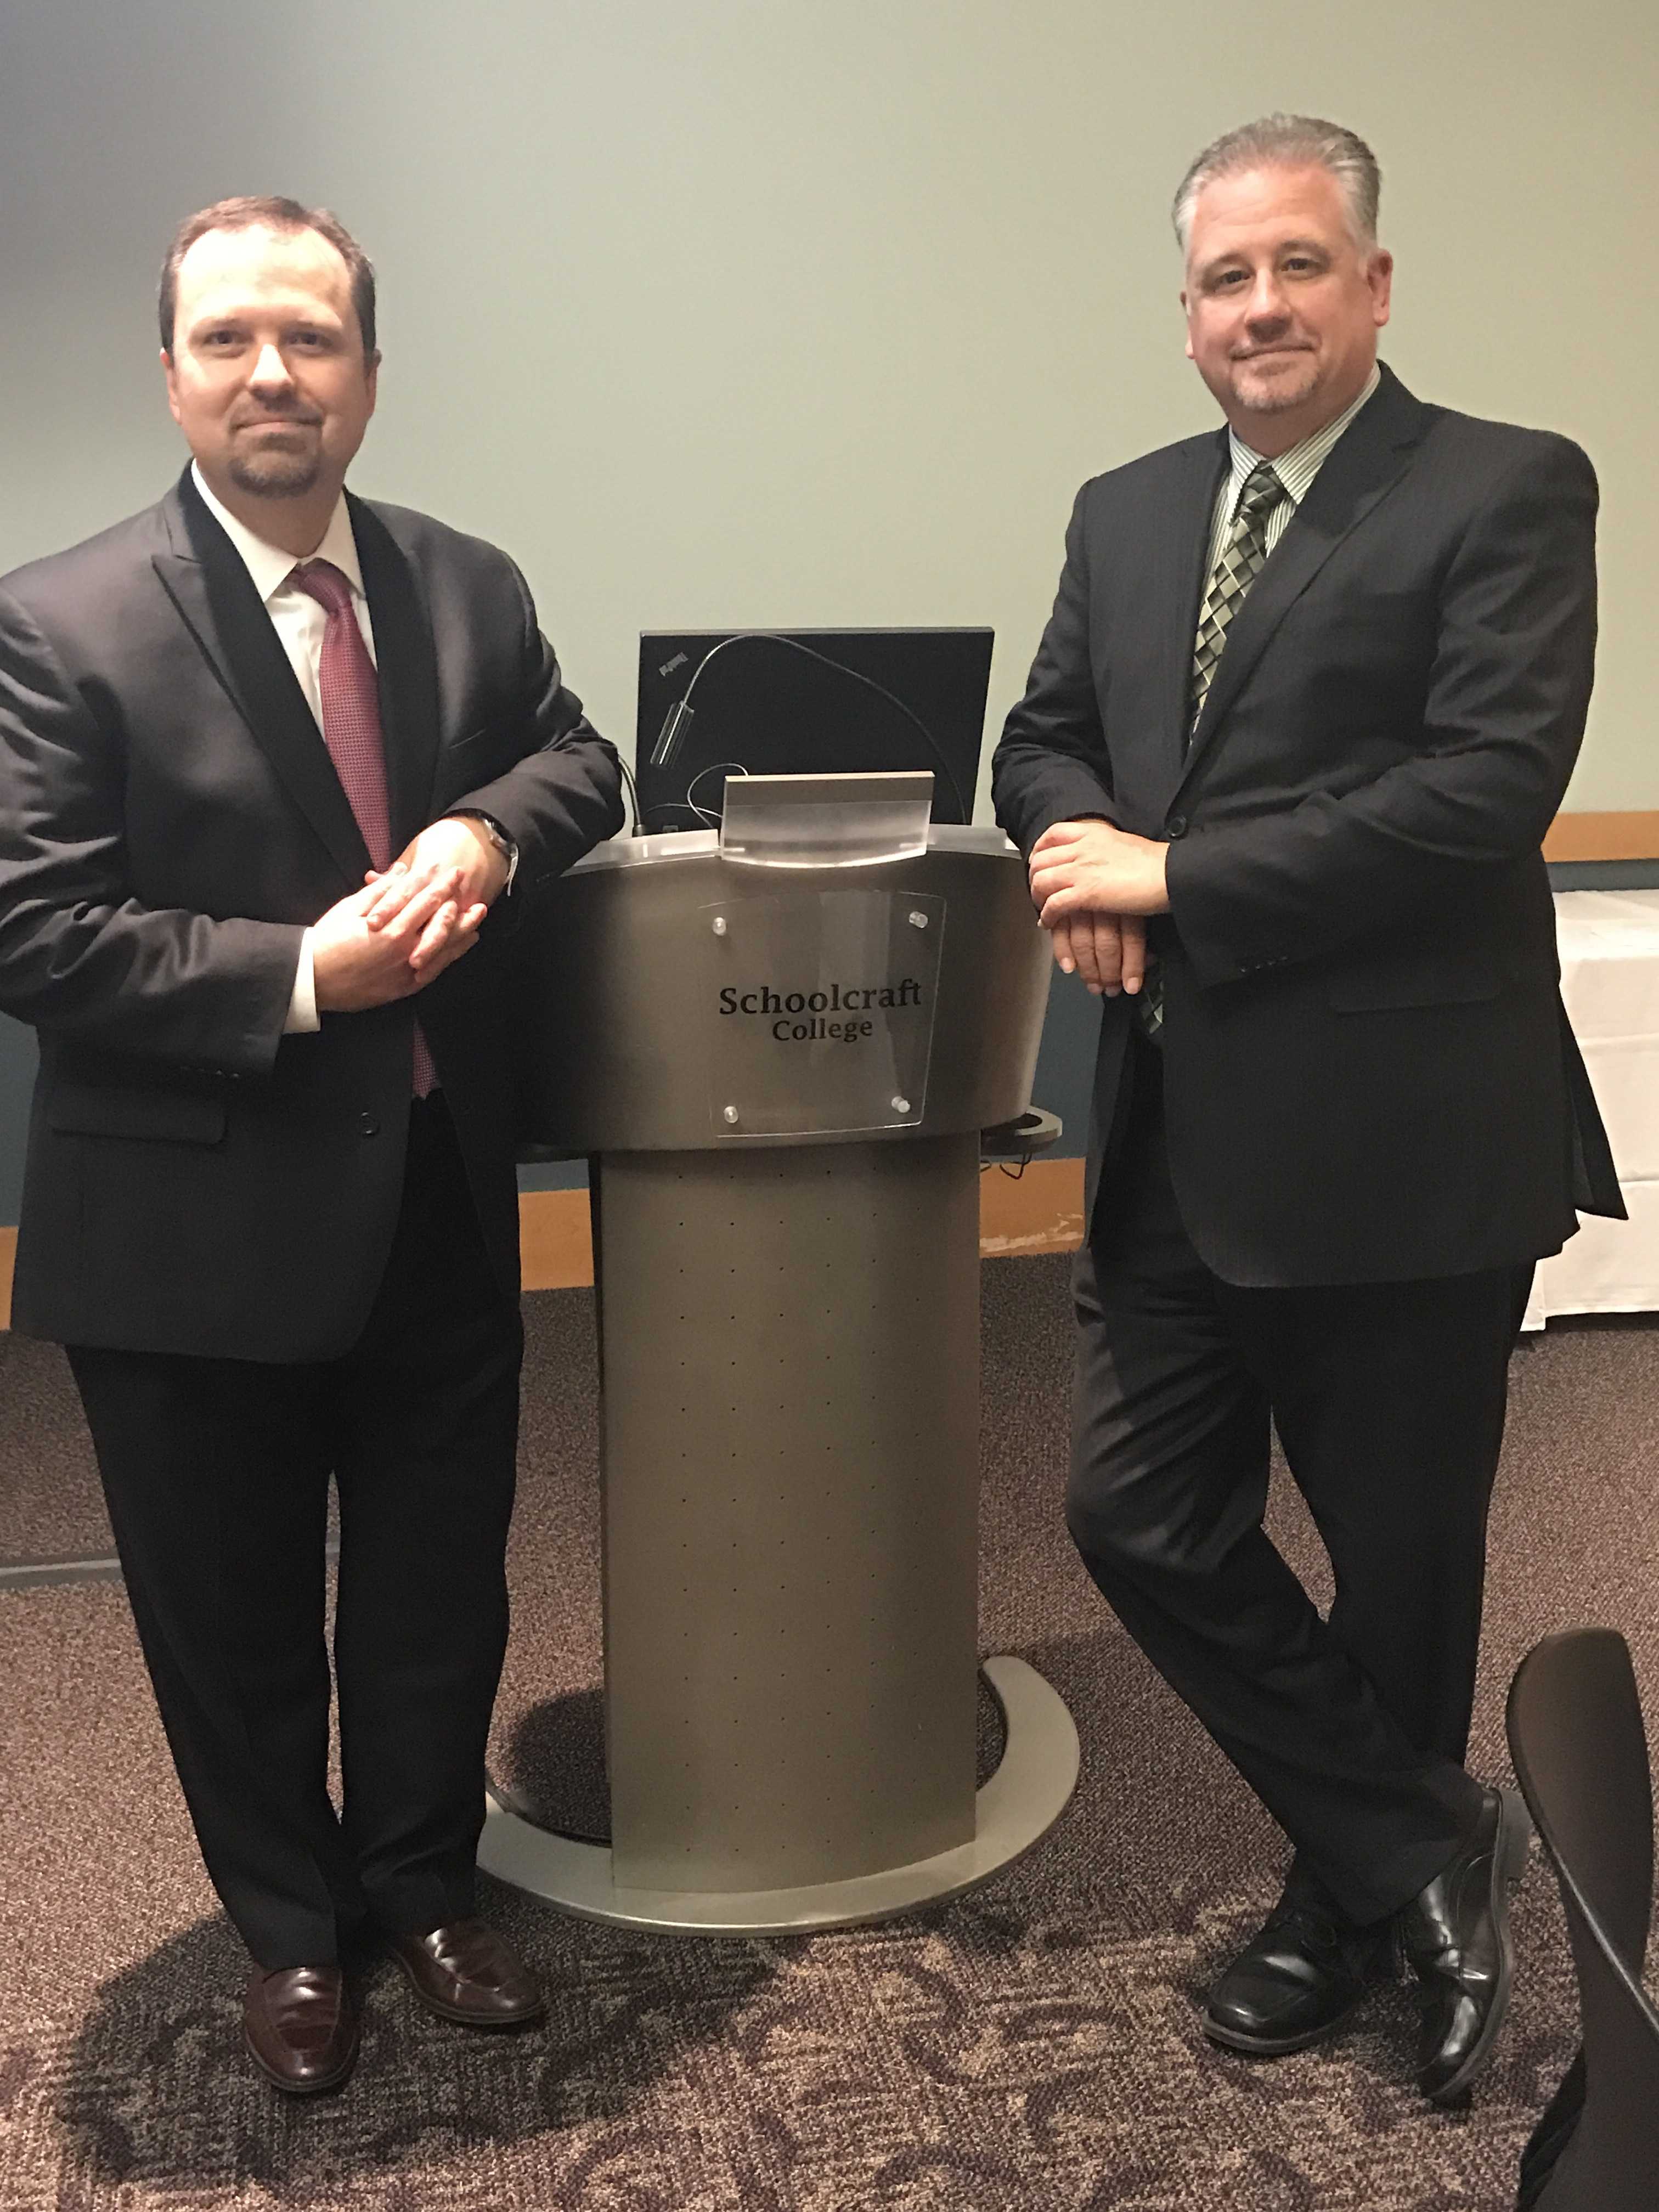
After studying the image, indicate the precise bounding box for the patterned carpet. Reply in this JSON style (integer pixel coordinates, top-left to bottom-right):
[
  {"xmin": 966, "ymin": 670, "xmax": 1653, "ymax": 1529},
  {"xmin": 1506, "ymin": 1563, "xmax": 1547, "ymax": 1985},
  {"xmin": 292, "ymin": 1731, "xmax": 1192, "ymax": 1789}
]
[{"xmin": 2, "ymin": 1261, "xmax": 1656, "ymax": 2210}]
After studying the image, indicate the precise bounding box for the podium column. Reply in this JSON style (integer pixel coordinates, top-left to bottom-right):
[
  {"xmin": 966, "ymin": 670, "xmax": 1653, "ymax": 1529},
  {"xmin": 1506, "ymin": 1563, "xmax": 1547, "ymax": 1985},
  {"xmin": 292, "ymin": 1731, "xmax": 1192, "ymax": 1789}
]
[{"xmin": 479, "ymin": 792, "xmax": 1079, "ymax": 1933}]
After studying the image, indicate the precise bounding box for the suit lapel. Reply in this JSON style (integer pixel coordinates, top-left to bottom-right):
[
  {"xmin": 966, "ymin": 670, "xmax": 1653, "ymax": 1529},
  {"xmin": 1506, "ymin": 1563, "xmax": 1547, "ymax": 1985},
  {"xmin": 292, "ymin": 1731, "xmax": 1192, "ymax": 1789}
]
[
  {"xmin": 1175, "ymin": 366, "xmax": 1432, "ymax": 796},
  {"xmin": 348, "ymin": 496, "xmax": 441, "ymax": 854},
  {"xmin": 152, "ymin": 471, "xmax": 369, "ymax": 885},
  {"xmin": 1153, "ymin": 432, "xmax": 1229, "ymax": 798}
]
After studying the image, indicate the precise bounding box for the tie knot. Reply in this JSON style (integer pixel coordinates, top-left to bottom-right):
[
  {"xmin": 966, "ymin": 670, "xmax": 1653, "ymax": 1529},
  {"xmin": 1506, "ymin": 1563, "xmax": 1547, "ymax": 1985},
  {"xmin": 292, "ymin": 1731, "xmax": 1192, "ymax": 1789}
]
[
  {"xmin": 290, "ymin": 558, "xmax": 356, "ymax": 617},
  {"xmin": 1235, "ymin": 463, "xmax": 1284, "ymax": 523}
]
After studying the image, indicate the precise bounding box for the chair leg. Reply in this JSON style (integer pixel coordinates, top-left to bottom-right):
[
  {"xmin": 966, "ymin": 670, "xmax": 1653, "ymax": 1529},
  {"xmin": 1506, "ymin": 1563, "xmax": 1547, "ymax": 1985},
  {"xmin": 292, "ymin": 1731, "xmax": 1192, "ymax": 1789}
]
[{"xmin": 1517, "ymin": 2046, "xmax": 1584, "ymax": 2210}]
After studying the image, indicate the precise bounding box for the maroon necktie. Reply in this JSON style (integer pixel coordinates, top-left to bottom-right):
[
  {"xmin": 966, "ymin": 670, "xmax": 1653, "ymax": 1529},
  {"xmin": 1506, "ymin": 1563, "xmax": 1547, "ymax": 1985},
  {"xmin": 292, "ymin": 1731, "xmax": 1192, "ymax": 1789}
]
[{"xmin": 291, "ymin": 558, "xmax": 437, "ymax": 1096}]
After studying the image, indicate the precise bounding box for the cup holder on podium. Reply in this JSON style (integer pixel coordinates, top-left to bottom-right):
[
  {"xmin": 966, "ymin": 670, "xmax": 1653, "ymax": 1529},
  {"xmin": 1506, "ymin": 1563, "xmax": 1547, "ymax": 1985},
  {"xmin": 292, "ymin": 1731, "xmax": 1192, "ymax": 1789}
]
[{"xmin": 979, "ymin": 1107, "xmax": 1061, "ymax": 1164}]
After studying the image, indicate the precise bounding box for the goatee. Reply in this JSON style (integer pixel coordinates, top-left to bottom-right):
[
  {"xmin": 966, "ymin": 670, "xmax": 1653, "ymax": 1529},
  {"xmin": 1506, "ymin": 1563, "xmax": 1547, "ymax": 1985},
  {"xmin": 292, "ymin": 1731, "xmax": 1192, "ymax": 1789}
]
[
  {"xmin": 228, "ymin": 451, "xmax": 322, "ymax": 498},
  {"xmin": 1232, "ymin": 363, "xmax": 1321, "ymax": 417}
]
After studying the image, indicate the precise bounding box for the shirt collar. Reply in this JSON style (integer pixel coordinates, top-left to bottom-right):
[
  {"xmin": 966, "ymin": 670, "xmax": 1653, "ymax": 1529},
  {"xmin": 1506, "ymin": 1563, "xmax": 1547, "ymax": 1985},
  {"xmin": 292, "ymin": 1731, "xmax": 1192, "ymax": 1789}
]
[
  {"xmin": 1226, "ymin": 361, "xmax": 1382, "ymax": 512},
  {"xmin": 190, "ymin": 461, "xmax": 365, "ymax": 605}
]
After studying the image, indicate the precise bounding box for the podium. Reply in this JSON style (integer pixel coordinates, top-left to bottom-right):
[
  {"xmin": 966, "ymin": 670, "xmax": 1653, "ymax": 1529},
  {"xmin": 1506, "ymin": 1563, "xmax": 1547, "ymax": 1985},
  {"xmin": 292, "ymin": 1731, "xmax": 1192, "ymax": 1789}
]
[{"xmin": 481, "ymin": 776, "xmax": 1079, "ymax": 1933}]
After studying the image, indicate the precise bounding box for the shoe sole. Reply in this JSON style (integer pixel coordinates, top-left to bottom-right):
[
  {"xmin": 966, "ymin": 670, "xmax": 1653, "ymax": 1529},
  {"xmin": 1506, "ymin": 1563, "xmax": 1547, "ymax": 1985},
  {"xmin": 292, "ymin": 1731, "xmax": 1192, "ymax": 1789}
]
[
  {"xmin": 388, "ymin": 1945, "xmax": 546, "ymax": 2029},
  {"xmin": 242, "ymin": 2020, "xmax": 359, "ymax": 2095},
  {"xmin": 1423, "ymin": 1787, "xmax": 1533, "ymax": 2106},
  {"xmin": 1201, "ymin": 1987, "xmax": 1369, "ymax": 2058}
]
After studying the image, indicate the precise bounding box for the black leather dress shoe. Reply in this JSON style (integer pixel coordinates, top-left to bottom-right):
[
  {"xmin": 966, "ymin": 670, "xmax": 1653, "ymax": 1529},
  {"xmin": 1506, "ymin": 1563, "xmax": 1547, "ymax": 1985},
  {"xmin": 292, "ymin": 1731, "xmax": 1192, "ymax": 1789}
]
[
  {"xmin": 1397, "ymin": 1786, "xmax": 1532, "ymax": 2103},
  {"xmin": 1203, "ymin": 1893, "xmax": 1391, "ymax": 2056},
  {"xmin": 242, "ymin": 1965, "xmax": 359, "ymax": 2094},
  {"xmin": 387, "ymin": 1918, "xmax": 545, "ymax": 2027}
]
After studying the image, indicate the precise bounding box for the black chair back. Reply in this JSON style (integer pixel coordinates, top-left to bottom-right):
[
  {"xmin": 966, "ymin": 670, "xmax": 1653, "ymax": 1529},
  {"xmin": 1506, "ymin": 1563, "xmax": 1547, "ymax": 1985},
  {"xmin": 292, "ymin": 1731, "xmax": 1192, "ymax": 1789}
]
[{"xmin": 1506, "ymin": 1627, "xmax": 1659, "ymax": 2210}]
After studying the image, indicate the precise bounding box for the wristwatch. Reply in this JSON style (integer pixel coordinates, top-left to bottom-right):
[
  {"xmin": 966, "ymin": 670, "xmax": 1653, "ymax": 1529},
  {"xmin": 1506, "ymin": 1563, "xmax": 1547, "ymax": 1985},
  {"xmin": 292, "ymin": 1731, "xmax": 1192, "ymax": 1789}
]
[{"xmin": 448, "ymin": 809, "xmax": 518, "ymax": 895}]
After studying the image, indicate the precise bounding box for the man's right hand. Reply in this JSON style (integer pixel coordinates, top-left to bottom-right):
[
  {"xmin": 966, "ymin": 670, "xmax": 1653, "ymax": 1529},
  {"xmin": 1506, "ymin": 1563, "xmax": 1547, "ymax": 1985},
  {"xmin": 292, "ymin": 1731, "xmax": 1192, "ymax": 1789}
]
[
  {"xmin": 1049, "ymin": 911, "xmax": 1149, "ymax": 998},
  {"xmin": 312, "ymin": 870, "xmax": 487, "ymax": 1013}
]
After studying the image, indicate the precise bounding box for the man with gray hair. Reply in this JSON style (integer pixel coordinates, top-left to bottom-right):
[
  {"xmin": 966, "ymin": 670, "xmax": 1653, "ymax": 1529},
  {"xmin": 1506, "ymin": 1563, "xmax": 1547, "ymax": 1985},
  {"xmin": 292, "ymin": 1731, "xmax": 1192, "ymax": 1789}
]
[{"xmin": 994, "ymin": 115, "xmax": 1618, "ymax": 2098}]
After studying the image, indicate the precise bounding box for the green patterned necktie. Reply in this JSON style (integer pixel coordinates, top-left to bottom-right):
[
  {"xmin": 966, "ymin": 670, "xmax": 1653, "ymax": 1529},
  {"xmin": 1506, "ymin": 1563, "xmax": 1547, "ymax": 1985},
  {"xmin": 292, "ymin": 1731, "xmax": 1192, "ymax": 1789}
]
[
  {"xmin": 1187, "ymin": 459, "xmax": 1286, "ymax": 742},
  {"xmin": 1139, "ymin": 459, "xmax": 1286, "ymax": 1040}
]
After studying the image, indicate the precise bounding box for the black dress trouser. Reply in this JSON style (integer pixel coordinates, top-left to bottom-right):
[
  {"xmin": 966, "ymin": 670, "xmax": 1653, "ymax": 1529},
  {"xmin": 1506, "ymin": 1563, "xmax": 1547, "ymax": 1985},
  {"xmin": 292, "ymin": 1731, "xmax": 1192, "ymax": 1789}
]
[
  {"xmin": 1069, "ymin": 1032, "xmax": 1532, "ymax": 1927},
  {"xmin": 67, "ymin": 1093, "xmax": 524, "ymax": 1970}
]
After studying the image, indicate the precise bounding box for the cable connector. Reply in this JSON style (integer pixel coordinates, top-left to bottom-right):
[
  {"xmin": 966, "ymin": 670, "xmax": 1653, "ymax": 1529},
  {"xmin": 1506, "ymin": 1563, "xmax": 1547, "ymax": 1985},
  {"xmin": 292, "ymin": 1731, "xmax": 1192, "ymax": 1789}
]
[{"xmin": 650, "ymin": 697, "xmax": 696, "ymax": 770}]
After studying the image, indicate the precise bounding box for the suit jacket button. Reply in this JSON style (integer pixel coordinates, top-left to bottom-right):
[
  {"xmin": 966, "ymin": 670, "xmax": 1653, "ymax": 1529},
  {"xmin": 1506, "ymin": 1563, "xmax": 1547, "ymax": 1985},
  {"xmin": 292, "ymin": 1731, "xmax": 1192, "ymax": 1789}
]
[
  {"xmin": 1166, "ymin": 814, "xmax": 1188, "ymax": 839},
  {"xmin": 357, "ymin": 1111, "xmax": 380, "ymax": 1138}
]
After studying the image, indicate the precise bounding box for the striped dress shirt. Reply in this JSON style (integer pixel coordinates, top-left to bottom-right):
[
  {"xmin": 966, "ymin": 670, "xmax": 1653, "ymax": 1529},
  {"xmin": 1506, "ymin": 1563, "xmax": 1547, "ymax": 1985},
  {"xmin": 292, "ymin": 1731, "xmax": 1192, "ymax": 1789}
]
[{"xmin": 1205, "ymin": 362, "xmax": 1381, "ymax": 572}]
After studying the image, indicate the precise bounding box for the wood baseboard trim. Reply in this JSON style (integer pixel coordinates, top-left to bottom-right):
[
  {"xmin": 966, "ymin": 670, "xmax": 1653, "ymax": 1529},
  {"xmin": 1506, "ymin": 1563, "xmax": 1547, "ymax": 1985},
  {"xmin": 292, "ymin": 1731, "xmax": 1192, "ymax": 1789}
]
[
  {"xmin": 1544, "ymin": 811, "xmax": 1659, "ymax": 863},
  {"xmin": 975, "ymin": 1155, "xmax": 1087, "ymax": 1259},
  {"xmin": 0, "ymin": 1168, "xmax": 1086, "ymax": 1333},
  {"xmin": 518, "ymin": 1186, "xmax": 596, "ymax": 1292}
]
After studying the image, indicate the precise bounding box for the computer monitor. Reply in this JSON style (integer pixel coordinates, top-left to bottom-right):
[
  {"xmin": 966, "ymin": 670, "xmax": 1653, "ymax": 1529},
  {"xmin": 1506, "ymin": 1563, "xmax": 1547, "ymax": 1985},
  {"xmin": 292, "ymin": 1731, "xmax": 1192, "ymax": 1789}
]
[{"xmin": 634, "ymin": 628, "xmax": 993, "ymax": 831}]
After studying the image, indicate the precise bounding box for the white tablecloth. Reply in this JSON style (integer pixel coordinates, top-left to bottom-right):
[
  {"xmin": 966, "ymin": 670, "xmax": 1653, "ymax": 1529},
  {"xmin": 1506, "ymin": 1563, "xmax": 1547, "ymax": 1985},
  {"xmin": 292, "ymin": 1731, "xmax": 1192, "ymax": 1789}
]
[{"xmin": 1526, "ymin": 889, "xmax": 1659, "ymax": 1328}]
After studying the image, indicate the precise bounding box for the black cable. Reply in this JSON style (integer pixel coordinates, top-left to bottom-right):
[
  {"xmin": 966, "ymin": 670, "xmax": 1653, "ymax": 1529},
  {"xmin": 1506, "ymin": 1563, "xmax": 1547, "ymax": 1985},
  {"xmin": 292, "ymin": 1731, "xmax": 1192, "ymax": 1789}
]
[
  {"xmin": 639, "ymin": 799, "xmax": 709, "ymax": 833},
  {"xmin": 648, "ymin": 632, "xmax": 970, "ymax": 822},
  {"xmin": 616, "ymin": 752, "xmax": 642, "ymax": 837}
]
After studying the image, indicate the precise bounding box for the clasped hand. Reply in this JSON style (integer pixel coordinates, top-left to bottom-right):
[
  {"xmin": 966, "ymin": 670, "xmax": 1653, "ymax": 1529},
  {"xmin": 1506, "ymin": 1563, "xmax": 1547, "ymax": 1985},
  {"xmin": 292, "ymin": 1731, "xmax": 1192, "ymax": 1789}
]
[
  {"xmin": 311, "ymin": 817, "xmax": 511, "ymax": 1014},
  {"xmin": 1027, "ymin": 819, "xmax": 1171, "ymax": 998}
]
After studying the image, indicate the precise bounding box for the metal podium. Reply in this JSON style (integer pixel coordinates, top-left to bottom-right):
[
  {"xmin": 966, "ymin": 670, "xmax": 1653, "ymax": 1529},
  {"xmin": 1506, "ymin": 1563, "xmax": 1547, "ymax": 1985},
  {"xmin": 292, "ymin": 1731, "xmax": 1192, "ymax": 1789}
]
[{"xmin": 481, "ymin": 774, "xmax": 1079, "ymax": 1933}]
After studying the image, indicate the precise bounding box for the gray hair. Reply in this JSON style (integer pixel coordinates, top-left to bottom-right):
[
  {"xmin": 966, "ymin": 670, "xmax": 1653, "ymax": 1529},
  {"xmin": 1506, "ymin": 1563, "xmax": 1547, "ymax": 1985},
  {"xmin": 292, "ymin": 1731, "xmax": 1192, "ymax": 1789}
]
[{"xmin": 1172, "ymin": 114, "xmax": 1381, "ymax": 256}]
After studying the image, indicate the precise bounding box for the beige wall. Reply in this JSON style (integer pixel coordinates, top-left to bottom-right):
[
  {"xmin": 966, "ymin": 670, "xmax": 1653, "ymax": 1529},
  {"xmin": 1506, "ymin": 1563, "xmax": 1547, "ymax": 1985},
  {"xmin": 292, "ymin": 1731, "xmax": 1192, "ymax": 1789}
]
[{"xmin": 2, "ymin": 0, "xmax": 1654, "ymax": 806}]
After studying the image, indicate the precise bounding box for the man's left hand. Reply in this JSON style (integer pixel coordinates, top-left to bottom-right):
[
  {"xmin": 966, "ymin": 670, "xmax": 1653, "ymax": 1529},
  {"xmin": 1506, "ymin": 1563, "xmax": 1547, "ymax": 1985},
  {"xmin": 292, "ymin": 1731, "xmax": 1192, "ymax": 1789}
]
[
  {"xmin": 1029, "ymin": 819, "xmax": 1172, "ymax": 922},
  {"xmin": 361, "ymin": 817, "xmax": 511, "ymax": 935}
]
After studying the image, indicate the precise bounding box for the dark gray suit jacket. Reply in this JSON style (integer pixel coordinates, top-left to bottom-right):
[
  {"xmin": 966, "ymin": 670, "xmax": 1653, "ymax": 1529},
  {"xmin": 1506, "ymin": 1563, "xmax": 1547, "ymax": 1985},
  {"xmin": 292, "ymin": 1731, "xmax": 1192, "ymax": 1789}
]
[
  {"xmin": 0, "ymin": 467, "xmax": 623, "ymax": 1357},
  {"xmin": 993, "ymin": 365, "xmax": 1621, "ymax": 1285}
]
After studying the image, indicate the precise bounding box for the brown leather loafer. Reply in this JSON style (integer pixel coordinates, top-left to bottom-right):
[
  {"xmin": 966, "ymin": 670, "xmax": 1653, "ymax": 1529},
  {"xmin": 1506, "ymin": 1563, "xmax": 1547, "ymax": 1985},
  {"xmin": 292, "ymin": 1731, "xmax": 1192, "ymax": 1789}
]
[
  {"xmin": 387, "ymin": 1918, "xmax": 545, "ymax": 2027},
  {"xmin": 243, "ymin": 1965, "xmax": 359, "ymax": 2094}
]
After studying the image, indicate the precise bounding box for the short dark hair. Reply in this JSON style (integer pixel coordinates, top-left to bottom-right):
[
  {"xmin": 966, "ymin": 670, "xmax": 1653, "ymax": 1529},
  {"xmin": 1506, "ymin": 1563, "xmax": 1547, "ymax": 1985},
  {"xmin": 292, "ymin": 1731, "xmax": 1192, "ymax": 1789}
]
[{"xmin": 158, "ymin": 196, "xmax": 377, "ymax": 356}]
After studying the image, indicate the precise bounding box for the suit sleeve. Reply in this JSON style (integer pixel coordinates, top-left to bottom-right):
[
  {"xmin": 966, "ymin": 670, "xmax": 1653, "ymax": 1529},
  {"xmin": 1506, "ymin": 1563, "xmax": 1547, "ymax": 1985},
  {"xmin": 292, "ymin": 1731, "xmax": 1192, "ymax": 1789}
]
[
  {"xmin": 0, "ymin": 586, "xmax": 301, "ymax": 1074},
  {"xmin": 445, "ymin": 558, "xmax": 624, "ymax": 895},
  {"xmin": 991, "ymin": 484, "xmax": 1119, "ymax": 855},
  {"xmin": 1167, "ymin": 435, "xmax": 1598, "ymax": 985}
]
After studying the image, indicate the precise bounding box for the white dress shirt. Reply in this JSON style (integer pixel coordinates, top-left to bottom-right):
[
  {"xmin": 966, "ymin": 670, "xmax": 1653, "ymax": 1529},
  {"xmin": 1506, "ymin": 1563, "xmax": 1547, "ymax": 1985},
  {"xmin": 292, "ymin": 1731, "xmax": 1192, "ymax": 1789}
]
[{"xmin": 190, "ymin": 464, "xmax": 379, "ymax": 1034}]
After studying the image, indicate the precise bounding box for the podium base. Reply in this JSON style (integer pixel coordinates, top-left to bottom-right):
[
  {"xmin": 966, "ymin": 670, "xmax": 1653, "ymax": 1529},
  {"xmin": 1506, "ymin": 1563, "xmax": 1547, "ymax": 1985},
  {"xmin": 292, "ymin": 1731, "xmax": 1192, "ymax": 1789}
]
[{"xmin": 478, "ymin": 1656, "xmax": 1079, "ymax": 1936}]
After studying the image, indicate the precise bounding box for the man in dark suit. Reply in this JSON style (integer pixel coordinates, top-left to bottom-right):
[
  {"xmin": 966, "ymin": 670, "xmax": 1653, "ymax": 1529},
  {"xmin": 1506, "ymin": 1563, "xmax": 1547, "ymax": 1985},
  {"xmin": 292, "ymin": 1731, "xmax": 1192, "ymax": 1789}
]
[
  {"xmin": 0, "ymin": 198, "xmax": 623, "ymax": 2092},
  {"xmin": 992, "ymin": 116, "xmax": 1621, "ymax": 2102}
]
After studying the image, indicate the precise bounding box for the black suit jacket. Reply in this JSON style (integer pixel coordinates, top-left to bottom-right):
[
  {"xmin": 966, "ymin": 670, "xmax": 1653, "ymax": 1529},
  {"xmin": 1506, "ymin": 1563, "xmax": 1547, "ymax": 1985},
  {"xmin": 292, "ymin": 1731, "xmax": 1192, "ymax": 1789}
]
[
  {"xmin": 0, "ymin": 469, "xmax": 623, "ymax": 1357},
  {"xmin": 993, "ymin": 365, "xmax": 1621, "ymax": 1286}
]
